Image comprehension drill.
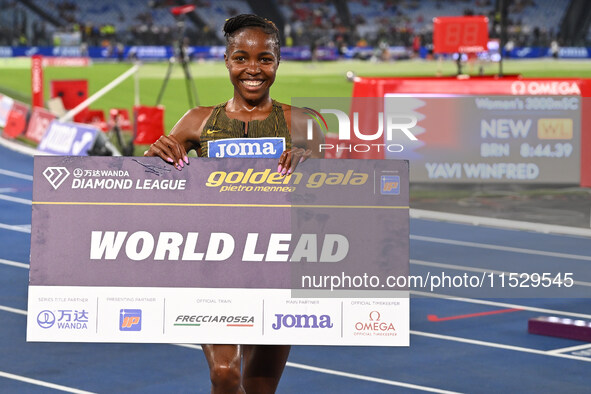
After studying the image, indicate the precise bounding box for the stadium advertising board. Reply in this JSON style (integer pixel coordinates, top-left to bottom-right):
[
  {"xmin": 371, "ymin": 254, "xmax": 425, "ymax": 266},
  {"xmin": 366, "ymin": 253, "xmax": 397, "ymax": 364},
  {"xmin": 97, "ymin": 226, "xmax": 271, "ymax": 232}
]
[
  {"xmin": 27, "ymin": 156, "xmax": 410, "ymax": 345},
  {"xmin": 1, "ymin": 100, "xmax": 29, "ymax": 139},
  {"xmin": 2, "ymin": 45, "xmax": 590, "ymax": 60},
  {"xmin": 0, "ymin": 94, "xmax": 14, "ymax": 127},
  {"xmin": 37, "ymin": 120, "xmax": 100, "ymax": 156},
  {"xmin": 25, "ymin": 107, "xmax": 56, "ymax": 144}
]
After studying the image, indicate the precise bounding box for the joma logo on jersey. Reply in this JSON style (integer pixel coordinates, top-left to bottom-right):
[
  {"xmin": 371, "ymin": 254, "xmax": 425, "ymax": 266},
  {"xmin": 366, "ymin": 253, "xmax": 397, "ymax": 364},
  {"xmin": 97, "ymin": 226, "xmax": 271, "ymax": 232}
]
[
  {"xmin": 119, "ymin": 309, "xmax": 142, "ymax": 331},
  {"xmin": 208, "ymin": 137, "xmax": 285, "ymax": 158}
]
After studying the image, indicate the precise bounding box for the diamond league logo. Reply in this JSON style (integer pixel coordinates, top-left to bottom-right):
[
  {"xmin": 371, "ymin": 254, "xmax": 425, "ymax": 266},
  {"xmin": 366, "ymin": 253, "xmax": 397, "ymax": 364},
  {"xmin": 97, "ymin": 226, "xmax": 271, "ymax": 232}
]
[{"xmin": 43, "ymin": 167, "xmax": 70, "ymax": 190}]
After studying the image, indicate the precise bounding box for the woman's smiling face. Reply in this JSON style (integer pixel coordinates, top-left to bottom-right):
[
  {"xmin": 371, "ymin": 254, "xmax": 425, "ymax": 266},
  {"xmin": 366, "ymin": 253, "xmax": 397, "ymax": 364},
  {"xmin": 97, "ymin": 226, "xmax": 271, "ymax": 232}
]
[{"xmin": 225, "ymin": 27, "xmax": 280, "ymax": 103}]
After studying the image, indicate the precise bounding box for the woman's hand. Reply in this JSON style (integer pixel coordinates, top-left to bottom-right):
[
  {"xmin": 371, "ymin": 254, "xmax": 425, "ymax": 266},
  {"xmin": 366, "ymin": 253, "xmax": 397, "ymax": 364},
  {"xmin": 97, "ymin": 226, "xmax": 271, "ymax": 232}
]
[
  {"xmin": 144, "ymin": 135, "xmax": 189, "ymax": 170},
  {"xmin": 277, "ymin": 147, "xmax": 312, "ymax": 176}
]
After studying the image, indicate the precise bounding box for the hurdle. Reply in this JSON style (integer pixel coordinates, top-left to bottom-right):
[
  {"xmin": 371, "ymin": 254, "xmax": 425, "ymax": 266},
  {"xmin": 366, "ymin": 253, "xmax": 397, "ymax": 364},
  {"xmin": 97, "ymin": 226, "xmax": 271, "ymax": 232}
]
[{"xmin": 528, "ymin": 316, "xmax": 591, "ymax": 342}]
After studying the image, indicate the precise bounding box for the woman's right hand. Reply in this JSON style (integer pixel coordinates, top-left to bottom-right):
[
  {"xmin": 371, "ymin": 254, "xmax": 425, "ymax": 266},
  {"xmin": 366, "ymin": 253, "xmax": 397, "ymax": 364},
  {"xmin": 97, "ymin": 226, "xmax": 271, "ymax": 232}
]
[{"xmin": 144, "ymin": 134, "xmax": 189, "ymax": 170}]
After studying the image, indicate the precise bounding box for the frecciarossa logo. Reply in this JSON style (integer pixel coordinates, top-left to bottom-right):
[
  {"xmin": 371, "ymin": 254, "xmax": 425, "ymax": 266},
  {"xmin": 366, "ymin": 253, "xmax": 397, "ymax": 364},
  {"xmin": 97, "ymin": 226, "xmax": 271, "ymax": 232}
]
[{"xmin": 208, "ymin": 137, "xmax": 285, "ymax": 158}]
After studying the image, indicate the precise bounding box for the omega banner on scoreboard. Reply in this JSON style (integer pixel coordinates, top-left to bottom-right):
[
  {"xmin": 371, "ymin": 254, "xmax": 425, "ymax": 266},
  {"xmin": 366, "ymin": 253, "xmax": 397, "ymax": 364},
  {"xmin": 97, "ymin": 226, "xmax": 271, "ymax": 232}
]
[{"xmin": 27, "ymin": 157, "xmax": 409, "ymax": 345}]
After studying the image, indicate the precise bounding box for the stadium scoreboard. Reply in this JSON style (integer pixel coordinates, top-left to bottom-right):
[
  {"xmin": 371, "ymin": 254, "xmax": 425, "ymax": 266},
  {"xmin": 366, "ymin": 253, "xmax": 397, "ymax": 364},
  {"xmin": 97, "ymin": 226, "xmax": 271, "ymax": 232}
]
[{"xmin": 433, "ymin": 16, "xmax": 489, "ymax": 54}]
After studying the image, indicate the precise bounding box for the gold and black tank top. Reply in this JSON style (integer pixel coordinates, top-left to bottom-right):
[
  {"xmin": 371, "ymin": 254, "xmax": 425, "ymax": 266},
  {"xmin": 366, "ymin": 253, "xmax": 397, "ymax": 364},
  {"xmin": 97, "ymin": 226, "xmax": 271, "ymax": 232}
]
[{"xmin": 199, "ymin": 100, "xmax": 291, "ymax": 158}]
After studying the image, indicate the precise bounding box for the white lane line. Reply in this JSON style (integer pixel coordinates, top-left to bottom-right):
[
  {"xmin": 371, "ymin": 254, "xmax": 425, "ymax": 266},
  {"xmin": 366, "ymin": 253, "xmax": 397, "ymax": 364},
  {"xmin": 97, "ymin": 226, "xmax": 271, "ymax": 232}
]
[
  {"xmin": 411, "ymin": 259, "xmax": 591, "ymax": 287},
  {"xmin": 411, "ymin": 208, "xmax": 591, "ymax": 238},
  {"xmin": 6, "ymin": 324, "xmax": 461, "ymax": 393},
  {"xmin": 0, "ymin": 258, "xmax": 29, "ymax": 269},
  {"xmin": 0, "ymin": 222, "xmax": 31, "ymax": 233},
  {"xmin": 284, "ymin": 361, "xmax": 461, "ymax": 393},
  {"xmin": 410, "ymin": 330, "xmax": 591, "ymax": 363},
  {"xmin": 411, "ymin": 235, "xmax": 591, "ymax": 261},
  {"xmin": 174, "ymin": 344, "xmax": 460, "ymax": 393},
  {"xmin": 0, "ymin": 137, "xmax": 43, "ymax": 156},
  {"xmin": 0, "ymin": 194, "xmax": 31, "ymax": 205},
  {"xmin": 0, "ymin": 305, "xmax": 27, "ymax": 315},
  {"xmin": 548, "ymin": 343, "xmax": 591, "ymax": 355},
  {"xmin": 0, "ymin": 371, "xmax": 95, "ymax": 394},
  {"xmin": 411, "ymin": 290, "xmax": 591, "ymax": 320},
  {"xmin": 0, "ymin": 168, "xmax": 33, "ymax": 181}
]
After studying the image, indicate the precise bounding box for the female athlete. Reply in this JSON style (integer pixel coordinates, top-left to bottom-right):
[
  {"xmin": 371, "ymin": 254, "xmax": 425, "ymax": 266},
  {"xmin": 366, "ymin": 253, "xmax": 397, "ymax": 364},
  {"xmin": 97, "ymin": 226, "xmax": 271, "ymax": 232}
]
[{"xmin": 145, "ymin": 14, "xmax": 324, "ymax": 393}]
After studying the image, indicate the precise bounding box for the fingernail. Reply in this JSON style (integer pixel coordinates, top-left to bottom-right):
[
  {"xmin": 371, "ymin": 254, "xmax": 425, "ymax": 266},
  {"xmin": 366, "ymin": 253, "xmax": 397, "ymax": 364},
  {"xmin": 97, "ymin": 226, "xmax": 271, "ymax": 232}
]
[
  {"xmin": 281, "ymin": 168, "xmax": 287, "ymax": 175},
  {"xmin": 277, "ymin": 165, "xmax": 283, "ymax": 173},
  {"xmin": 299, "ymin": 157, "xmax": 305, "ymax": 164},
  {"xmin": 167, "ymin": 157, "xmax": 174, "ymax": 163},
  {"xmin": 179, "ymin": 159, "xmax": 184, "ymax": 168},
  {"xmin": 287, "ymin": 168, "xmax": 293, "ymax": 175},
  {"xmin": 184, "ymin": 156, "xmax": 189, "ymax": 164}
]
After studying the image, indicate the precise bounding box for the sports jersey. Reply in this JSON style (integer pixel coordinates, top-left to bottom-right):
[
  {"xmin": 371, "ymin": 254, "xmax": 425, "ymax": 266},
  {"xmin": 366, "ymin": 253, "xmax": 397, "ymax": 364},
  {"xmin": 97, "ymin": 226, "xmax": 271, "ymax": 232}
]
[{"xmin": 200, "ymin": 100, "xmax": 291, "ymax": 158}]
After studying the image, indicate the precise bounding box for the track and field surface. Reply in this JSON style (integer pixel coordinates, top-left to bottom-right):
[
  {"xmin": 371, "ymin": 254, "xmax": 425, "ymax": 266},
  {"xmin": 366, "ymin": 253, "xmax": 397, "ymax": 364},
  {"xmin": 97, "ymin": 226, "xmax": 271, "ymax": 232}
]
[{"xmin": 1, "ymin": 144, "xmax": 590, "ymax": 393}]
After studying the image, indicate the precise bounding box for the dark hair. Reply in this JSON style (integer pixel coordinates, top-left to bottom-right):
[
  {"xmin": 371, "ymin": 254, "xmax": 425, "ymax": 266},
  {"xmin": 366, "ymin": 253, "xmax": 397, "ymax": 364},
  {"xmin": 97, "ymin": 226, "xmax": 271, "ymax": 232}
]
[{"xmin": 223, "ymin": 14, "xmax": 281, "ymax": 57}]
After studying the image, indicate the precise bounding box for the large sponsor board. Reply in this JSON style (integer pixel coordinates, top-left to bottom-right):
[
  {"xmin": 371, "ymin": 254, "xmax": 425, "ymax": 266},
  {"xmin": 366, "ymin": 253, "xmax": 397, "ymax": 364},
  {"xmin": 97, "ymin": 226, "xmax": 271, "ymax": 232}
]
[{"xmin": 28, "ymin": 156, "xmax": 409, "ymax": 345}]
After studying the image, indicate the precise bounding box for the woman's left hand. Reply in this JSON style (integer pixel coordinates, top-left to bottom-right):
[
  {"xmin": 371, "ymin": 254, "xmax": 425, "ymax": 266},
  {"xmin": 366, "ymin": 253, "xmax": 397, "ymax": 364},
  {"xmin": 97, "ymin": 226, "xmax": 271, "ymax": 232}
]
[{"xmin": 277, "ymin": 147, "xmax": 312, "ymax": 176}]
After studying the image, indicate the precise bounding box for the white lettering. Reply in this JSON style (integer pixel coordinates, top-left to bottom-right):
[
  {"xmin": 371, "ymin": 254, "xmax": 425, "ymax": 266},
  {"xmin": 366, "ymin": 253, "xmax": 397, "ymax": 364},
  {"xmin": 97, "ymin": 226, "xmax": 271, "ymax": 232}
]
[
  {"xmin": 90, "ymin": 231, "xmax": 127, "ymax": 259},
  {"xmin": 205, "ymin": 233, "xmax": 235, "ymax": 261},
  {"xmin": 267, "ymin": 233, "xmax": 291, "ymax": 262},
  {"xmin": 319, "ymin": 234, "xmax": 349, "ymax": 262},
  {"xmin": 480, "ymin": 119, "xmax": 531, "ymax": 139},
  {"xmin": 290, "ymin": 234, "xmax": 318, "ymax": 262},
  {"xmin": 243, "ymin": 233, "xmax": 265, "ymax": 261},
  {"xmin": 125, "ymin": 231, "xmax": 154, "ymax": 261},
  {"xmin": 154, "ymin": 232, "xmax": 183, "ymax": 260}
]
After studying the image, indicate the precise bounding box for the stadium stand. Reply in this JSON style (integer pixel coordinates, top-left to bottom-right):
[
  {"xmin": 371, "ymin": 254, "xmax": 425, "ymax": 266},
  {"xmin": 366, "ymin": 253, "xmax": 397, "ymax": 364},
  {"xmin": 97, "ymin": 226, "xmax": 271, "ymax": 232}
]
[
  {"xmin": 193, "ymin": 0, "xmax": 253, "ymax": 41},
  {"xmin": 0, "ymin": 1, "xmax": 55, "ymax": 46},
  {"xmin": 277, "ymin": 0, "xmax": 341, "ymax": 46},
  {"xmin": 504, "ymin": 0, "xmax": 570, "ymax": 46},
  {"xmin": 3, "ymin": 0, "xmax": 588, "ymax": 48}
]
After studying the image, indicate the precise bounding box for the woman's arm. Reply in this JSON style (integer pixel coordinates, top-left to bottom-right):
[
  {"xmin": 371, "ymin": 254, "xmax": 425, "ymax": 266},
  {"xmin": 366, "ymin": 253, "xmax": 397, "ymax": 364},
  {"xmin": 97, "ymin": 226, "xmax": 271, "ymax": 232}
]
[
  {"xmin": 278, "ymin": 105, "xmax": 325, "ymax": 175},
  {"xmin": 144, "ymin": 106, "xmax": 213, "ymax": 170}
]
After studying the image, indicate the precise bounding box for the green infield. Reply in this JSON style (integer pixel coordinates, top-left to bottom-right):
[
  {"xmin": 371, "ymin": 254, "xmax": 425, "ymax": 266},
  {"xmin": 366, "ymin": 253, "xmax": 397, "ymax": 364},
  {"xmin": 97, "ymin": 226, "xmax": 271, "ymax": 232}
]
[{"xmin": 1, "ymin": 58, "xmax": 590, "ymax": 134}]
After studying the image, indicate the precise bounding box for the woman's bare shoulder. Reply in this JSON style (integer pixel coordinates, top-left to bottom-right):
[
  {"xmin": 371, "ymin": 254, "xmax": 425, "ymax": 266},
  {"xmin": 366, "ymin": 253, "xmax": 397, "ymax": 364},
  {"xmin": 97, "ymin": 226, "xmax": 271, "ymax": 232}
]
[
  {"xmin": 169, "ymin": 105, "xmax": 217, "ymax": 144},
  {"xmin": 279, "ymin": 103, "xmax": 308, "ymax": 117},
  {"xmin": 181, "ymin": 106, "xmax": 217, "ymax": 124},
  {"xmin": 279, "ymin": 103, "xmax": 312, "ymax": 128}
]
